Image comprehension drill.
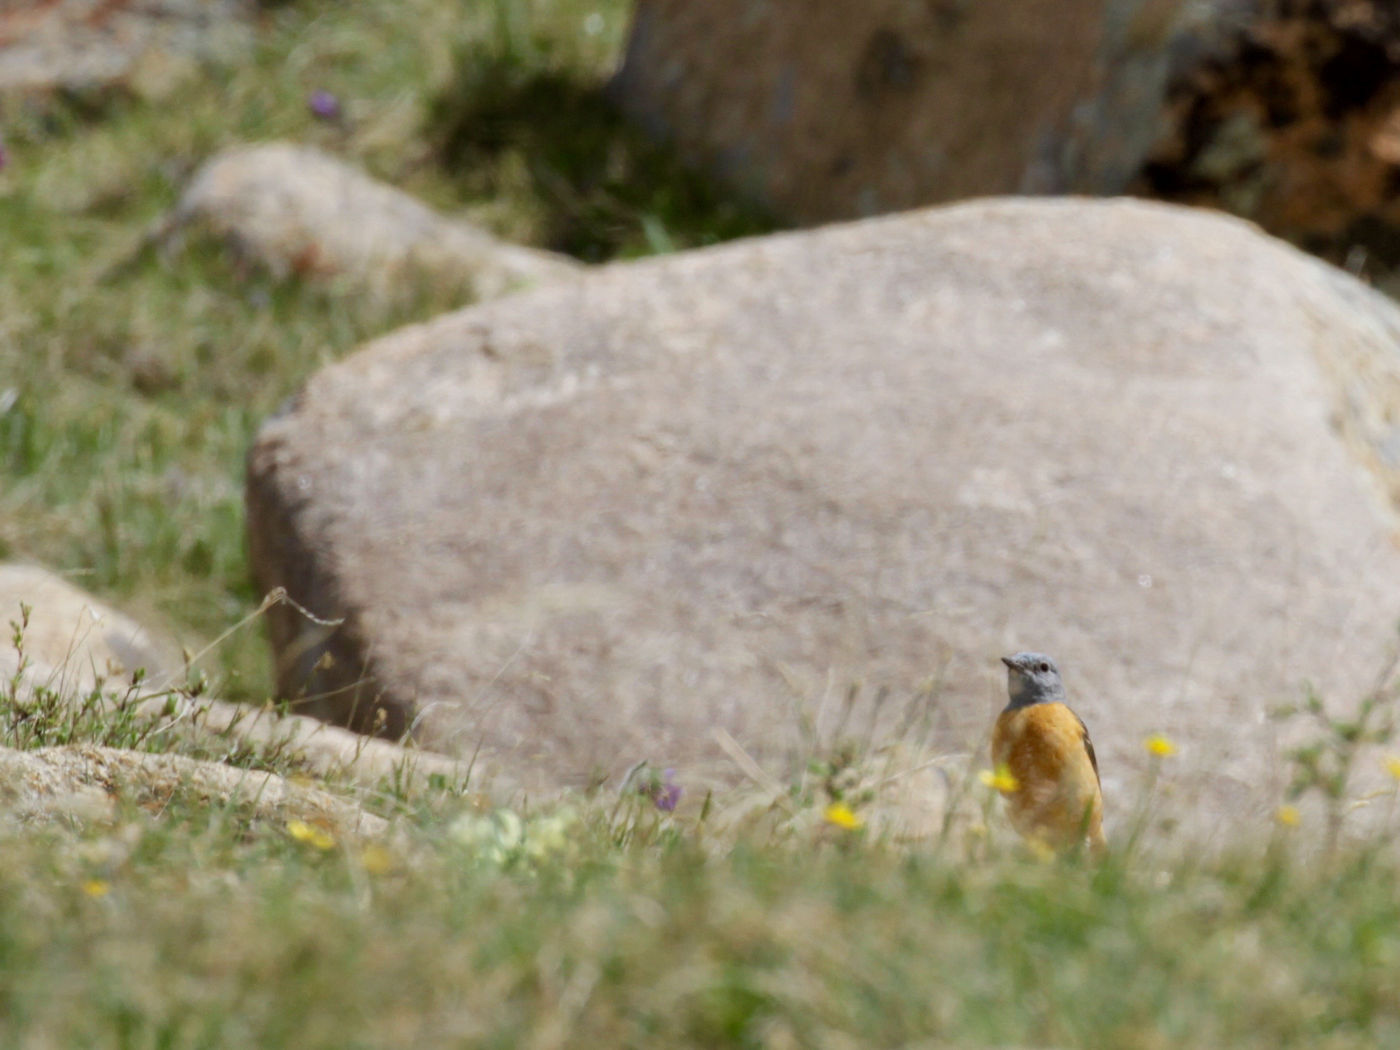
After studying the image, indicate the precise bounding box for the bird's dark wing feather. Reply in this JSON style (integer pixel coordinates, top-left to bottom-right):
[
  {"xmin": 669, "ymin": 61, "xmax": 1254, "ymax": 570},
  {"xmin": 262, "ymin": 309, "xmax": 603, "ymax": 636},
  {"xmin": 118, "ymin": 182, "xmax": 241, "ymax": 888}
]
[{"xmin": 1073, "ymin": 710, "xmax": 1101, "ymax": 788}]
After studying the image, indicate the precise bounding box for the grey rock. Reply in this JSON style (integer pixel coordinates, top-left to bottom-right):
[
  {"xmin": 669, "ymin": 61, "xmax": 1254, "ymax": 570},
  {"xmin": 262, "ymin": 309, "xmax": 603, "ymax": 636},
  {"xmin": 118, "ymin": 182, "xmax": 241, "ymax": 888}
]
[
  {"xmin": 0, "ymin": 0, "xmax": 253, "ymax": 97},
  {"xmin": 184, "ymin": 692, "xmax": 482, "ymax": 794},
  {"xmin": 170, "ymin": 143, "xmax": 580, "ymax": 303},
  {"xmin": 0, "ymin": 563, "xmax": 180, "ymax": 694},
  {"xmin": 0, "ymin": 744, "xmax": 387, "ymax": 835},
  {"xmin": 0, "ymin": 563, "xmax": 474, "ymax": 795},
  {"xmin": 246, "ymin": 197, "xmax": 1400, "ymax": 836},
  {"xmin": 610, "ymin": 0, "xmax": 1203, "ymax": 222}
]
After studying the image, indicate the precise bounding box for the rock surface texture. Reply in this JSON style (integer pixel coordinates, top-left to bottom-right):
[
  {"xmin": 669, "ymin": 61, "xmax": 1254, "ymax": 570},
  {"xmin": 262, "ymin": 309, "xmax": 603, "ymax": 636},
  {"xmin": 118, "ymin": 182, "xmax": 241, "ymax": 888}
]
[
  {"xmin": 0, "ymin": 744, "xmax": 387, "ymax": 834},
  {"xmin": 171, "ymin": 143, "xmax": 580, "ymax": 302},
  {"xmin": 246, "ymin": 198, "xmax": 1400, "ymax": 834},
  {"xmin": 610, "ymin": 0, "xmax": 1199, "ymax": 221},
  {"xmin": 612, "ymin": 0, "xmax": 1400, "ymax": 281}
]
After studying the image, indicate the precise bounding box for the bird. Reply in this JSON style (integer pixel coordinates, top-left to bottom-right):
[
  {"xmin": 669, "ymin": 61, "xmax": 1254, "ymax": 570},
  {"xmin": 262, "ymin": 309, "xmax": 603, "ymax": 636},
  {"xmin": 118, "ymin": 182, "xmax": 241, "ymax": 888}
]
[{"xmin": 990, "ymin": 651, "xmax": 1106, "ymax": 857}]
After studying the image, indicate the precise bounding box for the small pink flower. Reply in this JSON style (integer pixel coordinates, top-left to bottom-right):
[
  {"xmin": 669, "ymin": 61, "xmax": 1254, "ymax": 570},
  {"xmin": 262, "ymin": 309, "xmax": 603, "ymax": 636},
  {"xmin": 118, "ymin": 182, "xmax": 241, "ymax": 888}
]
[
  {"xmin": 641, "ymin": 767, "xmax": 682, "ymax": 812},
  {"xmin": 308, "ymin": 91, "xmax": 341, "ymax": 121}
]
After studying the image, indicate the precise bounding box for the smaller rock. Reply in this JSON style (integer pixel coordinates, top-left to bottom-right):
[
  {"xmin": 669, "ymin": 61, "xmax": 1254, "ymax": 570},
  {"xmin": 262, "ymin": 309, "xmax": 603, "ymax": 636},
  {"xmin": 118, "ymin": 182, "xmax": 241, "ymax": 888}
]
[
  {"xmin": 0, "ymin": 563, "xmax": 180, "ymax": 695},
  {"xmin": 169, "ymin": 142, "xmax": 580, "ymax": 302},
  {"xmin": 0, "ymin": 0, "xmax": 253, "ymax": 99},
  {"xmin": 0, "ymin": 744, "xmax": 387, "ymax": 835},
  {"xmin": 0, "ymin": 563, "xmax": 486, "ymax": 798},
  {"xmin": 184, "ymin": 695, "xmax": 488, "ymax": 794}
]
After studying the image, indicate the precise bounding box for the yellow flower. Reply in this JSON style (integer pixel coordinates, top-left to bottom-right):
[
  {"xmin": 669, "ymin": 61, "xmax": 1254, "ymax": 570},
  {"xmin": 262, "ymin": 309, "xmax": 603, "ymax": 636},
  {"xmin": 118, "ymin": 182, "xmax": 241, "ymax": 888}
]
[
  {"xmin": 1385, "ymin": 756, "xmax": 1400, "ymax": 782},
  {"xmin": 287, "ymin": 819, "xmax": 336, "ymax": 851},
  {"xmin": 1144, "ymin": 734, "xmax": 1176, "ymax": 758},
  {"xmin": 1275, "ymin": 805, "xmax": 1301, "ymax": 828},
  {"xmin": 359, "ymin": 843, "xmax": 394, "ymax": 875},
  {"xmin": 81, "ymin": 879, "xmax": 110, "ymax": 898},
  {"xmin": 823, "ymin": 802, "xmax": 864, "ymax": 830},
  {"xmin": 978, "ymin": 766, "xmax": 1020, "ymax": 794}
]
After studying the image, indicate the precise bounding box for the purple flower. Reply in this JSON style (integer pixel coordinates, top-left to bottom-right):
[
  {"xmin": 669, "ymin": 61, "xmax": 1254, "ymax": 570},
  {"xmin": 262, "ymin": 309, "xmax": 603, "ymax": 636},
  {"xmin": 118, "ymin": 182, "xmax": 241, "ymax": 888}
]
[
  {"xmin": 308, "ymin": 90, "xmax": 341, "ymax": 122},
  {"xmin": 642, "ymin": 768, "xmax": 683, "ymax": 812}
]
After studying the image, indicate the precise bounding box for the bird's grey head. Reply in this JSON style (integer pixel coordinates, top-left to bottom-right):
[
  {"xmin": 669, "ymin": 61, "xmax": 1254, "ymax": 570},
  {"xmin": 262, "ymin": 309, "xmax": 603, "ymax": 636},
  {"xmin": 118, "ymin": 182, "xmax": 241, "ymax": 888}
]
[{"xmin": 1001, "ymin": 651, "xmax": 1067, "ymax": 708}]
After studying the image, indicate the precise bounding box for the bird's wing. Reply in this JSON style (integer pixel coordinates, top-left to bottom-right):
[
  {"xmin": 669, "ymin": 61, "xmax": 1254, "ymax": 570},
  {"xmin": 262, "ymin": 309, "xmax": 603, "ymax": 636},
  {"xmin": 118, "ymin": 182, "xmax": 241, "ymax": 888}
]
[{"xmin": 1073, "ymin": 710, "xmax": 1101, "ymax": 788}]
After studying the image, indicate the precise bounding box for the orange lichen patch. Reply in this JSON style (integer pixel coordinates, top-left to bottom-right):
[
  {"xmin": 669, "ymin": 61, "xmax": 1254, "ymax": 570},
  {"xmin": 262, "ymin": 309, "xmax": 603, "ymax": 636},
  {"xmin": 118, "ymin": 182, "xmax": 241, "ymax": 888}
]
[{"xmin": 1367, "ymin": 106, "xmax": 1400, "ymax": 165}]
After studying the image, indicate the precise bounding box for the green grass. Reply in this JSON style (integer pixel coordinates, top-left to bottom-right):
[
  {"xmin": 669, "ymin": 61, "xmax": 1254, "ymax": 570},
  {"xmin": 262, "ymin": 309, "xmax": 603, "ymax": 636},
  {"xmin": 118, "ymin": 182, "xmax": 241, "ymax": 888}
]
[
  {"xmin": 7, "ymin": 623, "xmax": 1400, "ymax": 1049},
  {"xmin": 4, "ymin": 3, "xmax": 1400, "ymax": 1047},
  {"xmin": 3, "ymin": 785, "xmax": 1400, "ymax": 1049}
]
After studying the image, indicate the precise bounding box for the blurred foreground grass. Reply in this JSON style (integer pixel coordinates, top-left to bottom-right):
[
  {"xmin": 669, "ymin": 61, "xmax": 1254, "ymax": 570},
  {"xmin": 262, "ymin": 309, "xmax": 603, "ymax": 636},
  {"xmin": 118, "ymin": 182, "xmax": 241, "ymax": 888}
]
[
  {"xmin": 3, "ymin": 774, "xmax": 1400, "ymax": 1049},
  {"xmin": 5, "ymin": 638, "xmax": 1400, "ymax": 1048}
]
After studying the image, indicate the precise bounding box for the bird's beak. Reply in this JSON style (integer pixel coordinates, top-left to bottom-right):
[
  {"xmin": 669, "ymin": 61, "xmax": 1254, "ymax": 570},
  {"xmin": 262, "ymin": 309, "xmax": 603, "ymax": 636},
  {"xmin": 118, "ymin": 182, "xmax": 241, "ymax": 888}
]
[{"xmin": 1000, "ymin": 656, "xmax": 1015, "ymax": 670}]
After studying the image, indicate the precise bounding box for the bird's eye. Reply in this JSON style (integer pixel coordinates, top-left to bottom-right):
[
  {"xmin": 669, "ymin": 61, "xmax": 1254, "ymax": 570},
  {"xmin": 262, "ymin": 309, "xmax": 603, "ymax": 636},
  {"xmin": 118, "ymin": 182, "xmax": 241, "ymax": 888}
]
[{"xmin": 1037, "ymin": 662, "xmax": 1050, "ymax": 673}]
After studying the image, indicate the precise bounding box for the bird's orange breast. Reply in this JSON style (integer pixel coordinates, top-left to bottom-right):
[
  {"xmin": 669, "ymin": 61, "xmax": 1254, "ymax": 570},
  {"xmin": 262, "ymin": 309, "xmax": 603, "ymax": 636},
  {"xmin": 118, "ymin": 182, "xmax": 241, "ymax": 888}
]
[{"xmin": 991, "ymin": 702, "xmax": 1103, "ymax": 851}]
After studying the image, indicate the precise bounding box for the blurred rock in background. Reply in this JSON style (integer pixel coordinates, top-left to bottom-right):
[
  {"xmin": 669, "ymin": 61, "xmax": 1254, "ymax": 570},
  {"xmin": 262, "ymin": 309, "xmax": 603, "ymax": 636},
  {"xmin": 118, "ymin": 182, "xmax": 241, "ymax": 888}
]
[
  {"xmin": 1136, "ymin": 0, "xmax": 1400, "ymax": 287},
  {"xmin": 169, "ymin": 143, "xmax": 580, "ymax": 304},
  {"xmin": 0, "ymin": 0, "xmax": 253, "ymax": 101},
  {"xmin": 612, "ymin": 0, "xmax": 1400, "ymax": 285},
  {"xmin": 610, "ymin": 0, "xmax": 1207, "ymax": 221}
]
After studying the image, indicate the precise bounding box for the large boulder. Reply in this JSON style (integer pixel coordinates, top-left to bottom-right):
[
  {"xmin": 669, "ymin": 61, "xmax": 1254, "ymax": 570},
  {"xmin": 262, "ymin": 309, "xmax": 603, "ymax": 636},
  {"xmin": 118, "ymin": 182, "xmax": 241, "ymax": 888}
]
[
  {"xmin": 246, "ymin": 197, "xmax": 1400, "ymax": 833},
  {"xmin": 169, "ymin": 143, "xmax": 580, "ymax": 303},
  {"xmin": 609, "ymin": 0, "xmax": 1198, "ymax": 222}
]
